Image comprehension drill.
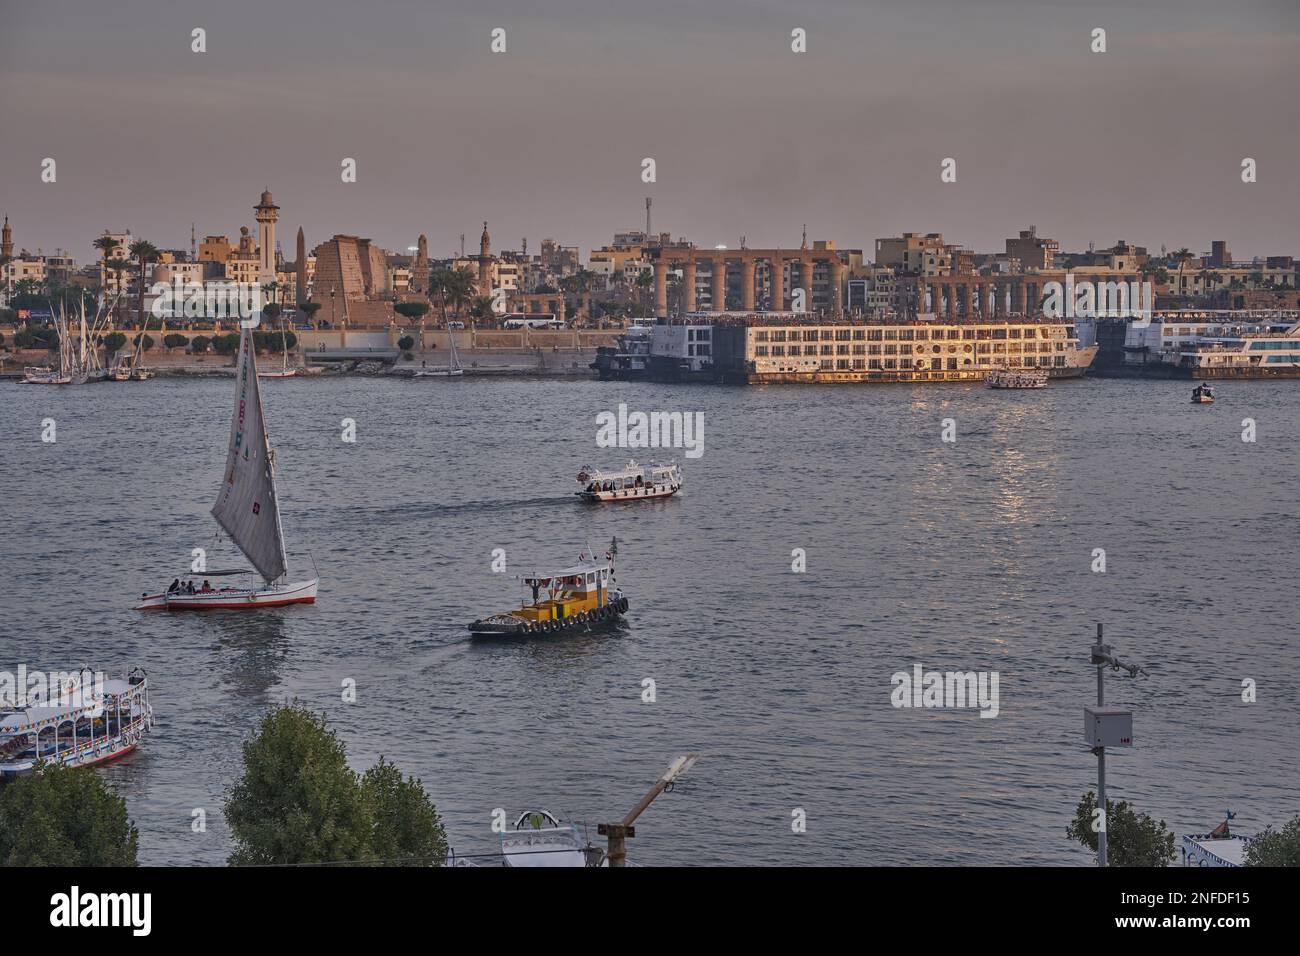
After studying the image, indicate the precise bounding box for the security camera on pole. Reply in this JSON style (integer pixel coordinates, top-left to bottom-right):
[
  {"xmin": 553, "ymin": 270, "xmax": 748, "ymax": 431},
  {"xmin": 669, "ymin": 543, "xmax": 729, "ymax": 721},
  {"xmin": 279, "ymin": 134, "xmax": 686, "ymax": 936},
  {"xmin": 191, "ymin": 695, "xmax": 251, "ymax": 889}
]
[{"xmin": 1085, "ymin": 623, "xmax": 1147, "ymax": 867}]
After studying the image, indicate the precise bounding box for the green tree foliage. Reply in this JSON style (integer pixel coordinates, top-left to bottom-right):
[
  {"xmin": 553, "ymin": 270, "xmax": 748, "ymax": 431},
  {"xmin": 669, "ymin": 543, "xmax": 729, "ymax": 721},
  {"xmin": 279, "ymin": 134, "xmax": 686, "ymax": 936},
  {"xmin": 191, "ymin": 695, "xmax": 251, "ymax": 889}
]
[
  {"xmin": 224, "ymin": 705, "xmax": 371, "ymax": 866},
  {"xmin": 1067, "ymin": 792, "xmax": 1175, "ymax": 867},
  {"xmin": 190, "ymin": 335, "xmax": 211, "ymax": 354},
  {"xmin": 102, "ymin": 331, "xmax": 127, "ymax": 353},
  {"xmin": 0, "ymin": 763, "xmax": 139, "ymax": 866},
  {"xmin": 362, "ymin": 758, "xmax": 448, "ymax": 866},
  {"xmin": 224, "ymin": 704, "xmax": 447, "ymax": 866},
  {"xmin": 162, "ymin": 333, "xmax": 188, "ymax": 350},
  {"xmin": 1245, "ymin": 815, "xmax": 1300, "ymax": 867},
  {"xmin": 394, "ymin": 302, "xmax": 429, "ymax": 321},
  {"xmin": 212, "ymin": 333, "xmax": 242, "ymax": 355},
  {"xmin": 397, "ymin": 335, "xmax": 415, "ymax": 351}
]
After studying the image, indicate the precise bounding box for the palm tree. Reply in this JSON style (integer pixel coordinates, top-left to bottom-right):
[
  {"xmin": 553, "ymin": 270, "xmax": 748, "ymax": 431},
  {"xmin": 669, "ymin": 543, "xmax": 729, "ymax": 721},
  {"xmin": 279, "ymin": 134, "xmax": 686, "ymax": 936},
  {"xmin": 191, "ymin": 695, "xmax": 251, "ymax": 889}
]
[
  {"xmin": 128, "ymin": 239, "xmax": 158, "ymax": 329},
  {"xmin": 443, "ymin": 267, "xmax": 476, "ymax": 321},
  {"xmin": 1171, "ymin": 248, "xmax": 1194, "ymax": 303},
  {"xmin": 105, "ymin": 258, "xmax": 132, "ymax": 323}
]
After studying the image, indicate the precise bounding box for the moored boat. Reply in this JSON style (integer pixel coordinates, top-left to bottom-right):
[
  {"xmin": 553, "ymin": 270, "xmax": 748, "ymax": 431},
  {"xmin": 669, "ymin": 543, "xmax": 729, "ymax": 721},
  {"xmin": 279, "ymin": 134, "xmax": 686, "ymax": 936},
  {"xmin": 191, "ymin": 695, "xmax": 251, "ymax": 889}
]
[
  {"xmin": 985, "ymin": 367, "xmax": 1049, "ymax": 389},
  {"xmin": 469, "ymin": 541, "xmax": 626, "ymax": 638},
  {"xmin": 22, "ymin": 365, "xmax": 72, "ymax": 385},
  {"xmin": 1181, "ymin": 813, "xmax": 1247, "ymax": 867},
  {"xmin": 500, "ymin": 810, "xmax": 601, "ymax": 867},
  {"xmin": 0, "ymin": 667, "xmax": 153, "ymax": 779},
  {"xmin": 576, "ymin": 460, "xmax": 682, "ymax": 502},
  {"xmin": 135, "ymin": 323, "xmax": 317, "ymax": 610}
]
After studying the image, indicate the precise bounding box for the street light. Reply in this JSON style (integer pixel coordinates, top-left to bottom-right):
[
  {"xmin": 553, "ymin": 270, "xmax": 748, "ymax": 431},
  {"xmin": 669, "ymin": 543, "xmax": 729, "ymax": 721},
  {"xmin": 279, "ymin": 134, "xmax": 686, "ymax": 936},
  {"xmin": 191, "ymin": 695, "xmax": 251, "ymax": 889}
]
[{"xmin": 1085, "ymin": 623, "xmax": 1147, "ymax": 867}]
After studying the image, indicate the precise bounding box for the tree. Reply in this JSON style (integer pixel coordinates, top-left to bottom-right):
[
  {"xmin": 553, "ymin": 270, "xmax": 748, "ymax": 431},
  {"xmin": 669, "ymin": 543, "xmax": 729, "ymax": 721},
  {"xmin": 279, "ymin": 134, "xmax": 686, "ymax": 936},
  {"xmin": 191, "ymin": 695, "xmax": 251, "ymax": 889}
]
[
  {"xmin": 128, "ymin": 239, "xmax": 158, "ymax": 329},
  {"xmin": 190, "ymin": 335, "xmax": 211, "ymax": 354},
  {"xmin": 133, "ymin": 333, "xmax": 154, "ymax": 352},
  {"xmin": 263, "ymin": 302, "xmax": 282, "ymax": 323},
  {"xmin": 105, "ymin": 258, "xmax": 132, "ymax": 322},
  {"xmin": 362, "ymin": 758, "xmax": 448, "ymax": 866},
  {"xmin": 224, "ymin": 704, "xmax": 372, "ymax": 866},
  {"xmin": 0, "ymin": 763, "xmax": 139, "ymax": 866},
  {"xmin": 1067, "ymin": 792, "xmax": 1175, "ymax": 867},
  {"xmin": 1245, "ymin": 815, "xmax": 1300, "ymax": 867},
  {"xmin": 224, "ymin": 704, "xmax": 447, "ymax": 866},
  {"xmin": 397, "ymin": 335, "xmax": 415, "ymax": 351},
  {"xmin": 162, "ymin": 333, "xmax": 188, "ymax": 351},
  {"xmin": 102, "ymin": 331, "xmax": 127, "ymax": 354},
  {"xmin": 394, "ymin": 302, "xmax": 429, "ymax": 322},
  {"xmin": 212, "ymin": 332, "xmax": 241, "ymax": 355},
  {"xmin": 298, "ymin": 301, "xmax": 322, "ymax": 326}
]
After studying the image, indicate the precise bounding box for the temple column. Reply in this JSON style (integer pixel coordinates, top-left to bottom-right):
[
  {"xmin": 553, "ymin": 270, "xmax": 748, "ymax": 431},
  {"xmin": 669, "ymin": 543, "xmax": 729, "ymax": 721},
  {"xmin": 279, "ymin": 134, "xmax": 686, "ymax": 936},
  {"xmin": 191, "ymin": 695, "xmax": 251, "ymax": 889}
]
[
  {"xmin": 711, "ymin": 257, "xmax": 726, "ymax": 312},
  {"xmin": 946, "ymin": 281, "xmax": 957, "ymax": 319},
  {"xmin": 682, "ymin": 258, "xmax": 697, "ymax": 314},
  {"xmin": 740, "ymin": 256, "xmax": 756, "ymax": 312},
  {"xmin": 653, "ymin": 258, "xmax": 669, "ymax": 318},
  {"xmin": 1016, "ymin": 279, "xmax": 1027, "ymax": 315},
  {"xmin": 770, "ymin": 254, "xmax": 784, "ymax": 311}
]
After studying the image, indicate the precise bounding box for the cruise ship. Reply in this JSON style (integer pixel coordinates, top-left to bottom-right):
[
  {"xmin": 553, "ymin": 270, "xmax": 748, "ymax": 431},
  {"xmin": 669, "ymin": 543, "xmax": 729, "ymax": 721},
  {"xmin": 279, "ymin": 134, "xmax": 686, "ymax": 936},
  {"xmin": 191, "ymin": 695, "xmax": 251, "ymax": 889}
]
[
  {"xmin": 709, "ymin": 318, "xmax": 1097, "ymax": 384},
  {"xmin": 1123, "ymin": 313, "xmax": 1300, "ymax": 379}
]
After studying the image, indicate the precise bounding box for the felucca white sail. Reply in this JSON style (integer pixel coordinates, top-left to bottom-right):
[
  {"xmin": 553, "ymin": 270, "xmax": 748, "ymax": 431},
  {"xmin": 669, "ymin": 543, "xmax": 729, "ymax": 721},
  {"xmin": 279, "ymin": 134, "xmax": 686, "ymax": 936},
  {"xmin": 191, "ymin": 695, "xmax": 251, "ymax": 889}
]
[{"xmin": 211, "ymin": 326, "xmax": 288, "ymax": 583}]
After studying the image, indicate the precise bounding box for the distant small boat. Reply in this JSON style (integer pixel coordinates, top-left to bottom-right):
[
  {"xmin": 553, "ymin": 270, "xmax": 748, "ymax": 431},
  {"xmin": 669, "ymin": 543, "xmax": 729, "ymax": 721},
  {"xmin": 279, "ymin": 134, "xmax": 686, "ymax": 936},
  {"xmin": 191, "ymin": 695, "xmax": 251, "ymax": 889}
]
[
  {"xmin": 500, "ymin": 810, "xmax": 602, "ymax": 867},
  {"xmin": 986, "ymin": 368, "xmax": 1049, "ymax": 389},
  {"xmin": 22, "ymin": 365, "xmax": 72, "ymax": 385},
  {"xmin": 414, "ymin": 328, "xmax": 465, "ymax": 377},
  {"xmin": 135, "ymin": 324, "xmax": 317, "ymax": 610},
  {"xmin": 0, "ymin": 667, "xmax": 153, "ymax": 779},
  {"xmin": 577, "ymin": 460, "xmax": 682, "ymax": 502},
  {"xmin": 258, "ymin": 322, "xmax": 298, "ymax": 378},
  {"xmin": 1192, "ymin": 384, "xmax": 1215, "ymax": 404}
]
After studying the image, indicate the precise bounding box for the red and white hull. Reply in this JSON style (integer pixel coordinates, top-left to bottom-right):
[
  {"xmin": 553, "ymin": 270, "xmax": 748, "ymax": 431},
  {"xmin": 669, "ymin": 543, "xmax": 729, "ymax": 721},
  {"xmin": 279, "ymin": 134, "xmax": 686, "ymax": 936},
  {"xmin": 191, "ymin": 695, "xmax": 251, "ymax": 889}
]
[
  {"xmin": 135, "ymin": 578, "xmax": 318, "ymax": 611},
  {"xmin": 578, "ymin": 484, "xmax": 681, "ymax": 502}
]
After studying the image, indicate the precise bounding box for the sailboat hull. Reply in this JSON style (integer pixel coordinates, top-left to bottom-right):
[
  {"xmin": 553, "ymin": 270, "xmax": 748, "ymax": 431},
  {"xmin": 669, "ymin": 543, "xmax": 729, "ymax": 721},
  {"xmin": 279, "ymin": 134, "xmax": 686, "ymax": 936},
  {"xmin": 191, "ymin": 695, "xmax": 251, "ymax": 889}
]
[{"xmin": 135, "ymin": 578, "xmax": 317, "ymax": 611}]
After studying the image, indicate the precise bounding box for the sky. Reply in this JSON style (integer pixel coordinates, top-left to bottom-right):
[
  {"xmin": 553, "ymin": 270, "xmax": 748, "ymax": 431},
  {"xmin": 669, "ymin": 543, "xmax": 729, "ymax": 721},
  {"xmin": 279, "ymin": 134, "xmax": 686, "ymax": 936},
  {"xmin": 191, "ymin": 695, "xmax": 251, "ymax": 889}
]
[{"xmin": 1, "ymin": 0, "xmax": 1297, "ymax": 263}]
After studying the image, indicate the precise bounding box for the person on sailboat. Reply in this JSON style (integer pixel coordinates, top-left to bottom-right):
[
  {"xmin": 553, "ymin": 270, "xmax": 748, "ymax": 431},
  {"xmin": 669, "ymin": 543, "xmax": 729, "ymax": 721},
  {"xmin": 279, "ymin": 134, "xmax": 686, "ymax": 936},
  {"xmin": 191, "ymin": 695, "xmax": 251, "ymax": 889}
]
[
  {"xmin": 201, "ymin": 580, "xmax": 213, "ymax": 593},
  {"xmin": 167, "ymin": 579, "xmax": 180, "ymax": 594}
]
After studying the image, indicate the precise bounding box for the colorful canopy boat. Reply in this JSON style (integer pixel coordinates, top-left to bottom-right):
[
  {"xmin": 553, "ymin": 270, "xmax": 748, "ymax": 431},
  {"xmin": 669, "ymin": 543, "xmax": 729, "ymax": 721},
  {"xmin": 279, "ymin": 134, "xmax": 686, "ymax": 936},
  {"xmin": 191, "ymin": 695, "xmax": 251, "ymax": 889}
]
[
  {"xmin": 985, "ymin": 367, "xmax": 1049, "ymax": 389},
  {"xmin": 469, "ymin": 540, "xmax": 626, "ymax": 638},
  {"xmin": 135, "ymin": 324, "xmax": 318, "ymax": 610},
  {"xmin": 0, "ymin": 667, "xmax": 153, "ymax": 779},
  {"xmin": 576, "ymin": 460, "xmax": 682, "ymax": 502},
  {"xmin": 1180, "ymin": 812, "xmax": 1247, "ymax": 867}
]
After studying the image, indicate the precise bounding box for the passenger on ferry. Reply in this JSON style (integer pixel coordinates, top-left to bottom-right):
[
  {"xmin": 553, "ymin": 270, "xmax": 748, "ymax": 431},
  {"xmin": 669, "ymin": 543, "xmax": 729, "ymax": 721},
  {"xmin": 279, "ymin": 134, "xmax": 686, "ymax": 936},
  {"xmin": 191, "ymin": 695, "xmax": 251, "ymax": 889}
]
[{"xmin": 167, "ymin": 578, "xmax": 180, "ymax": 594}]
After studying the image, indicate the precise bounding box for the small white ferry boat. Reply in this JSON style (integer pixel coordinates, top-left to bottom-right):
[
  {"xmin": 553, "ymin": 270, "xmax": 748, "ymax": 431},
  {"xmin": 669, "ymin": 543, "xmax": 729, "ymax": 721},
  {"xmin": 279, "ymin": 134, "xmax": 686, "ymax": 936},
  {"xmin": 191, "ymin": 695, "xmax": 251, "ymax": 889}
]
[
  {"xmin": 500, "ymin": 810, "xmax": 601, "ymax": 867},
  {"xmin": 985, "ymin": 368, "xmax": 1049, "ymax": 389},
  {"xmin": 576, "ymin": 460, "xmax": 682, "ymax": 502},
  {"xmin": 0, "ymin": 668, "xmax": 153, "ymax": 779},
  {"xmin": 1191, "ymin": 383, "xmax": 1215, "ymax": 404}
]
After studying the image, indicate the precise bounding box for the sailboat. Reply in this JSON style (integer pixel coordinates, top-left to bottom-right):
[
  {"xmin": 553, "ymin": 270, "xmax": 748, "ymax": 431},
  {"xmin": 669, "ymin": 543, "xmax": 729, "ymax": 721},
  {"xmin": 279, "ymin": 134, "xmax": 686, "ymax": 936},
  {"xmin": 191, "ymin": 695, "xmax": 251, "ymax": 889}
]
[
  {"xmin": 135, "ymin": 325, "xmax": 318, "ymax": 610},
  {"xmin": 413, "ymin": 326, "xmax": 465, "ymax": 377},
  {"xmin": 258, "ymin": 316, "xmax": 298, "ymax": 378}
]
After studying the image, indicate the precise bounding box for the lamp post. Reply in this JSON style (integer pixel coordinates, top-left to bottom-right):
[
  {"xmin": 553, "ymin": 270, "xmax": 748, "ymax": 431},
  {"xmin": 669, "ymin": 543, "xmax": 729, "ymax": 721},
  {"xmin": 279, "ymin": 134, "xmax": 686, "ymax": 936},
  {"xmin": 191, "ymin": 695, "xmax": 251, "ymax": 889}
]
[{"xmin": 1086, "ymin": 623, "xmax": 1147, "ymax": 867}]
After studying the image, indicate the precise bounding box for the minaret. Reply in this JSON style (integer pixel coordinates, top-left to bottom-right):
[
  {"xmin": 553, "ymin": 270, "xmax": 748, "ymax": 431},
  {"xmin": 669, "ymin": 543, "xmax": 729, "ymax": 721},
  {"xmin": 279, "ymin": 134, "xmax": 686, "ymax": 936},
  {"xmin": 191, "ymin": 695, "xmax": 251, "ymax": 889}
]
[
  {"xmin": 1, "ymin": 216, "xmax": 12, "ymax": 260},
  {"xmin": 478, "ymin": 221, "xmax": 492, "ymax": 297},
  {"xmin": 413, "ymin": 233, "xmax": 429, "ymax": 293},
  {"xmin": 254, "ymin": 188, "xmax": 279, "ymax": 288},
  {"xmin": 295, "ymin": 227, "xmax": 307, "ymax": 305}
]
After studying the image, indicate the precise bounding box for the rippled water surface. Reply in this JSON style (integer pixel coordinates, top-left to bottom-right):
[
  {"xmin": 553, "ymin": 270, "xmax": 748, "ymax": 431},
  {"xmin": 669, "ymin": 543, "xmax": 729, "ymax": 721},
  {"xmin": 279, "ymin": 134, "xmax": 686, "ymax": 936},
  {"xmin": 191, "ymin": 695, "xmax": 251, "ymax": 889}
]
[{"xmin": 2, "ymin": 374, "xmax": 1297, "ymax": 865}]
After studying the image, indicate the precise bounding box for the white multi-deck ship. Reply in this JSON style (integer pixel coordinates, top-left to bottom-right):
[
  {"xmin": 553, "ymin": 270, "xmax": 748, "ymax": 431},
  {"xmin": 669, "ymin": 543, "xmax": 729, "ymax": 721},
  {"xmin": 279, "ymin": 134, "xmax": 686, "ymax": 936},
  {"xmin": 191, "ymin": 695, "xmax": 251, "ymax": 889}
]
[
  {"xmin": 713, "ymin": 319, "xmax": 1097, "ymax": 384},
  {"xmin": 1123, "ymin": 313, "xmax": 1300, "ymax": 379}
]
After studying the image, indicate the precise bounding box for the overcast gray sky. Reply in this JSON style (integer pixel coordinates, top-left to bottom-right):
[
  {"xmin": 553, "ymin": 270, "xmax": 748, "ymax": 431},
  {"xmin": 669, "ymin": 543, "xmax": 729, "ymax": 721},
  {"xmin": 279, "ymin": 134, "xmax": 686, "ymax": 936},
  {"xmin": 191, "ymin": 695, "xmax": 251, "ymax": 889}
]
[{"xmin": 1, "ymin": 0, "xmax": 1296, "ymax": 262}]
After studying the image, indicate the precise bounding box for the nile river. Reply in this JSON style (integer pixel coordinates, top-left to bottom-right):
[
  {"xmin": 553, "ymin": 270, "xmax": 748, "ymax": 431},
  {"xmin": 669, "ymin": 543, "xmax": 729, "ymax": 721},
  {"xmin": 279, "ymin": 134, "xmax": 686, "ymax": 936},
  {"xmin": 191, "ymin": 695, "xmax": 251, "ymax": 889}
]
[{"xmin": 2, "ymin": 374, "xmax": 1297, "ymax": 865}]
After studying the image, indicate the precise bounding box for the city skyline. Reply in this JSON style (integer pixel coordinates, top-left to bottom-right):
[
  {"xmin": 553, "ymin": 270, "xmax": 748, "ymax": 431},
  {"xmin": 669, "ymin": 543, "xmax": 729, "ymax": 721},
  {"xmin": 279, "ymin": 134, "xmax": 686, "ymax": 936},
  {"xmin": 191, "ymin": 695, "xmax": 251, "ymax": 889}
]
[{"xmin": 1, "ymin": 0, "xmax": 1298, "ymax": 259}]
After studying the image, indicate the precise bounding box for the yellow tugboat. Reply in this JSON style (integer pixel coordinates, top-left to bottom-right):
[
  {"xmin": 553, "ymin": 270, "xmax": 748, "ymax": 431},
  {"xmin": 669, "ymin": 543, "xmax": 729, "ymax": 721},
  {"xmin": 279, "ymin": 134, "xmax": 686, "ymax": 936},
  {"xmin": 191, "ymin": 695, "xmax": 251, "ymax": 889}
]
[{"xmin": 469, "ymin": 539, "xmax": 627, "ymax": 638}]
